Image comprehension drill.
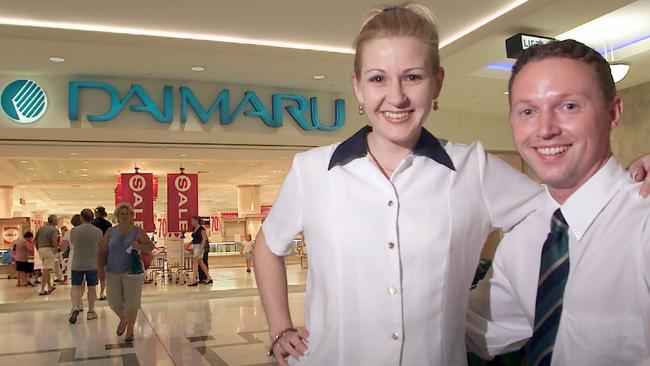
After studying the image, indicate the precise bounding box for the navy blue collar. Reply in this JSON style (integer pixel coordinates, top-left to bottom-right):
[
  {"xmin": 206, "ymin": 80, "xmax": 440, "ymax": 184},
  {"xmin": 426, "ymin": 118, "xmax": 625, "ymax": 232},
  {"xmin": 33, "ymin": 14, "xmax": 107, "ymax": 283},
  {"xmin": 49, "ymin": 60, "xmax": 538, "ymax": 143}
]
[{"xmin": 328, "ymin": 125, "xmax": 455, "ymax": 171}]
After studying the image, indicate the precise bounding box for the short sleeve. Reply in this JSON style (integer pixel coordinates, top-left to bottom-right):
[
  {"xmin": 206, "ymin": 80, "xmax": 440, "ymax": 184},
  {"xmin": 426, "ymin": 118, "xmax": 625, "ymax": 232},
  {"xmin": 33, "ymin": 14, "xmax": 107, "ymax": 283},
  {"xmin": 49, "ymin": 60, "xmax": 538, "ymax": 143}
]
[
  {"xmin": 261, "ymin": 155, "xmax": 304, "ymax": 256},
  {"xmin": 466, "ymin": 240, "xmax": 531, "ymax": 357},
  {"xmin": 479, "ymin": 147, "xmax": 544, "ymax": 231}
]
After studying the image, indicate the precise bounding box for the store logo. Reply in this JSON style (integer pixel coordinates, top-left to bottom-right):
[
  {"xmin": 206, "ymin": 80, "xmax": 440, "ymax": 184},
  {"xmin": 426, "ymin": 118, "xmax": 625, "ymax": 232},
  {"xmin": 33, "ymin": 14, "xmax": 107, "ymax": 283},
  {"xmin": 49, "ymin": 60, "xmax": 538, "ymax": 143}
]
[{"xmin": 1, "ymin": 79, "xmax": 48, "ymax": 124}]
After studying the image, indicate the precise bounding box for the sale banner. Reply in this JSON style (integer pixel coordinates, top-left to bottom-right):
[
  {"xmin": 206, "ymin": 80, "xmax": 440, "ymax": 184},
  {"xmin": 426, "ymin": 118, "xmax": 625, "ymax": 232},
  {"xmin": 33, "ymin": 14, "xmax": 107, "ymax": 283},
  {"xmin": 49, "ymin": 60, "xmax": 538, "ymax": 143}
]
[
  {"xmin": 119, "ymin": 173, "xmax": 155, "ymax": 232},
  {"xmin": 167, "ymin": 173, "xmax": 198, "ymax": 233}
]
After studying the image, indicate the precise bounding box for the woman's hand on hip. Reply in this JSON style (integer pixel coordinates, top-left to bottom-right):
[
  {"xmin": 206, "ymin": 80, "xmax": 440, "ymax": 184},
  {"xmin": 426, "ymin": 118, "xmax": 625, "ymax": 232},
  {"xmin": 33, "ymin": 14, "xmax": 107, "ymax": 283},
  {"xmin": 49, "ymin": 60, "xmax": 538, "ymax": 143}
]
[{"xmin": 273, "ymin": 328, "xmax": 310, "ymax": 365}]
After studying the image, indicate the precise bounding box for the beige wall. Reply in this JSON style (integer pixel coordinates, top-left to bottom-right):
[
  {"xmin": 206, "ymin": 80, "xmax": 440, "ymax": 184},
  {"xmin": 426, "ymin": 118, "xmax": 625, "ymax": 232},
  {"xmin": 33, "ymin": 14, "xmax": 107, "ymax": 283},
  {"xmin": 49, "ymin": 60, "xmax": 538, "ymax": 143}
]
[{"xmin": 612, "ymin": 81, "xmax": 650, "ymax": 167}]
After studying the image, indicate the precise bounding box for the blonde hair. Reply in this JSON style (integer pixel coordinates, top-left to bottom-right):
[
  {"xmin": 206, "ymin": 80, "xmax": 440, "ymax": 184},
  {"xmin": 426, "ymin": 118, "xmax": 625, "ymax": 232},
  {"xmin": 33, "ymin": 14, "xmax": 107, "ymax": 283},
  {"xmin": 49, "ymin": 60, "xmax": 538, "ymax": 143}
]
[
  {"xmin": 114, "ymin": 202, "xmax": 135, "ymax": 222},
  {"xmin": 353, "ymin": 2, "xmax": 440, "ymax": 77}
]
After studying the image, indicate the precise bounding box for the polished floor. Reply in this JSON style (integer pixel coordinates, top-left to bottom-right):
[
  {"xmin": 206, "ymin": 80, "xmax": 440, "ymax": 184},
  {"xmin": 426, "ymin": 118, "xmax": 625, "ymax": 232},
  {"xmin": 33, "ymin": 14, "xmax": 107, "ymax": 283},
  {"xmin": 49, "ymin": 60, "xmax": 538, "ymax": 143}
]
[{"xmin": 0, "ymin": 264, "xmax": 308, "ymax": 365}]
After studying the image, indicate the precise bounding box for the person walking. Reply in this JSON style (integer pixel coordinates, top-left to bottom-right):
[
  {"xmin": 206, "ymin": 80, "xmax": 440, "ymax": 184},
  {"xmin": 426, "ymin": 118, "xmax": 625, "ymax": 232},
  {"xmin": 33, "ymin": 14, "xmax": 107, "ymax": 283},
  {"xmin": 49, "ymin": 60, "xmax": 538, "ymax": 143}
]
[
  {"xmin": 93, "ymin": 206, "xmax": 112, "ymax": 301},
  {"xmin": 13, "ymin": 232, "xmax": 34, "ymax": 287},
  {"xmin": 34, "ymin": 215, "xmax": 59, "ymax": 295},
  {"xmin": 188, "ymin": 216, "xmax": 213, "ymax": 286},
  {"xmin": 97, "ymin": 203, "xmax": 154, "ymax": 342},
  {"xmin": 68, "ymin": 209, "xmax": 103, "ymax": 324}
]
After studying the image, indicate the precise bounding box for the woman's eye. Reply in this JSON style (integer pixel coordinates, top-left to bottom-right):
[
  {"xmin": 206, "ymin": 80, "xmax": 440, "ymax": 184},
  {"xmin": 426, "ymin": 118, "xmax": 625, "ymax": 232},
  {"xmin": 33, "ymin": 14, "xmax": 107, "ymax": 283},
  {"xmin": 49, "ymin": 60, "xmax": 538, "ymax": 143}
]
[{"xmin": 368, "ymin": 75, "xmax": 384, "ymax": 82}]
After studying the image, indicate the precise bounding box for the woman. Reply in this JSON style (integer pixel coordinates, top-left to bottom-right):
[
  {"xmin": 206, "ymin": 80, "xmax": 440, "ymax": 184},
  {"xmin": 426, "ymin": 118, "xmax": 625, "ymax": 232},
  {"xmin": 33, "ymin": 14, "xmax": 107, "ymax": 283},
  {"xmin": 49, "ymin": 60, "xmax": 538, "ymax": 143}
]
[
  {"xmin": 254, "ymin": 3, "xmax": 650, "ymax": 366},
  {"xmin": 188, "ymin": 216, "xmax": 213, "ymax": 286},
  {"xmin": 97, "ymin": 203, "xmax": 154, "ymax": 342},
  {"xmin": 13, "ymin": 232, "xmax": 34, "ymax": 287}
]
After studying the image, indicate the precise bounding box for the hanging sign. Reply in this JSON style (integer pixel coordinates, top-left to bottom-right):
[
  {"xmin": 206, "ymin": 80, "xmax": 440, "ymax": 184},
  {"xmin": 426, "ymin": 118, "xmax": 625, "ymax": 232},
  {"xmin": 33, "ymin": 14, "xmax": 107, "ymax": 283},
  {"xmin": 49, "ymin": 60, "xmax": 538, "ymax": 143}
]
[
  {"xmin": 118, "ymin": 173, "xmax": 155, "ymax": 232},
  {"xmin": 167, "ymin": 173, "xmax": 198, "ymax": 233}
]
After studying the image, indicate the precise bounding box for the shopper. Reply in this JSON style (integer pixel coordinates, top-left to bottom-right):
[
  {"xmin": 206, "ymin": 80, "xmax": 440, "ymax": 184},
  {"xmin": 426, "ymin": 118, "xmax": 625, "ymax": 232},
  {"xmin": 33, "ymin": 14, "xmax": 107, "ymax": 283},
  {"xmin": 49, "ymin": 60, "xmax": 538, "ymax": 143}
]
[
  {"xmin": 93, "ymin": 206, "xmax": 112, "ymax": 301},
  {"xmin": 97, "ymin": 203, "xmax": 154, "ymax": 342},
  {"xmin": 34, "ymin": 214, "xmax": 59, "ymax": 295},
  {"xmin": 188, "ymin": 216, "xmax": 213, "ymax": 286},
  {"xmin": 253, "ymin": 3, "xmax": 650, "ymax": 365},
  {"xmin": 13, "ymin": 232, "xmax": 34, "ymax": 287},
  {"xmin": 66, "ymin": 214, "xmax": 82, "ymax": 286},
  {"xmin": 56, "ymin": 225, "xmax": 69, "ymax": 284},
  {"xmin": 241, "ymin": 234, "xmax": 254, "ymax": 273},
  {"xmin": 68, "ymin": 209, "xmax": 103, "ymax": 324}
]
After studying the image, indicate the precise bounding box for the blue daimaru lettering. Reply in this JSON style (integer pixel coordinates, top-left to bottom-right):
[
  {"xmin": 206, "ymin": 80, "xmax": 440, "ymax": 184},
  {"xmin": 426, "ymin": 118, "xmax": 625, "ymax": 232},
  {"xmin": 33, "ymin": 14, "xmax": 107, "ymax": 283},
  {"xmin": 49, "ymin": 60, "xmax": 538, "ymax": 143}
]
[
  {"xmin": 180, "ymin": 87, "xmax": 231, "ymax": 124},
  {"xmin": 69, "ymin": 82, "xmax": 172, "ymax": 122},
  {"xmin": 68, "ymin": 81, "xmax": 345, "ymax": 131}
]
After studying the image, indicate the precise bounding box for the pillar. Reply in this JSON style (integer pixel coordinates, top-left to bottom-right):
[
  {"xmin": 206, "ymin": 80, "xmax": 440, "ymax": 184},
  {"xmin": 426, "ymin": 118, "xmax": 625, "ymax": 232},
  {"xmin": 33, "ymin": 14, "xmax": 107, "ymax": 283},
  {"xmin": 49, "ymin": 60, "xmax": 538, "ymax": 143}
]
[
  {"xmin": 0, "ymin": 186, "xmax": 13, "ymax": 219},
  {"xmin": 237, "ymin": 185, "xmax": 262, "ymax": 239}
]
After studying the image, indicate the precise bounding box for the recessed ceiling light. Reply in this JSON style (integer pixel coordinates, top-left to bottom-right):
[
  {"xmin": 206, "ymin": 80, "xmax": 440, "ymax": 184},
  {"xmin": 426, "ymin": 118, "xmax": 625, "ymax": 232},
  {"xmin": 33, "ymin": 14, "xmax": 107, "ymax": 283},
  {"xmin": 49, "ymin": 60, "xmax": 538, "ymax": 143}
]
[
  {"xmin": 180, "ymin": 153, "xmax": 188, "ymax": 157},
  {"xmin": 19, "ymin": 160, "xmax": 27, "ymax": 163},
  {"xmin": 69, "ymin": 152, "xmax": 79, "ymax": 156},
  {"xmin": 191, "ymin": 66, "xmax": 205, "ymax": 72},
  {"xmin": 80, "ymin": 174, "xmax": 89, "ymax": 177},
  {"xmin": 312, "ymin": 74, "xmax": 326, "ymax": 80},
  {"xmin": 503, "ymin": 91, "xmax": 509, "ymax": 95},
  {"xmin": 49, "ymin": 56, "xmax": 65, "ymax": 63}
]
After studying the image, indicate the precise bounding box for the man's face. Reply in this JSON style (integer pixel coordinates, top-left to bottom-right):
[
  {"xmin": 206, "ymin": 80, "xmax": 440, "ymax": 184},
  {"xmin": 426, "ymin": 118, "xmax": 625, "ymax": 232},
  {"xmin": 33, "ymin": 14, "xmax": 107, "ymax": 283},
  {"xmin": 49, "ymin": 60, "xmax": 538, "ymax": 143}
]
[{"xmin": 509, "ymin": 57, "xmax": 622, "ymax": 198}]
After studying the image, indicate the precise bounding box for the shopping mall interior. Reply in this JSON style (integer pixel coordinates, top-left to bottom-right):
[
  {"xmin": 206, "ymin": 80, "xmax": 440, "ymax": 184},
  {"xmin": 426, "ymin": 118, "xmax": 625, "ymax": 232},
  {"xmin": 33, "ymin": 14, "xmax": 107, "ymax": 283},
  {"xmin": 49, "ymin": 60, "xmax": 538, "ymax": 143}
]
[{"xmin": 1, "ymin": 0, "xmax": 649, "ymax": 365}]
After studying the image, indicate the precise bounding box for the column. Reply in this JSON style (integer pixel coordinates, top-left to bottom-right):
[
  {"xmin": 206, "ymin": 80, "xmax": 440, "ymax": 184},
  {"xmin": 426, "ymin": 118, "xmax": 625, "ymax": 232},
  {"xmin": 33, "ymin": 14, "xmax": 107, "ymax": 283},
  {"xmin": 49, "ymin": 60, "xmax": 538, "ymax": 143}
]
[
  {"xmin": 237, "ymin": 185, "xmax": 262, "ymax": 239},
  {"xmin": 0, "ymin": 186, "xmax": 13, "ymax": 219}
]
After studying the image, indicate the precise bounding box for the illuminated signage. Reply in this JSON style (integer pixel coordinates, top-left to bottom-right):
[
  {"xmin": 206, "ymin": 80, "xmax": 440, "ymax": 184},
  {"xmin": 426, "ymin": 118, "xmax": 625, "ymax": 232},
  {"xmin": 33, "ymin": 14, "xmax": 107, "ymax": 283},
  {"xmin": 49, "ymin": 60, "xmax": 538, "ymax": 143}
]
[{"xmin": 68, "ymin": 81, "xmax": 345, "ymax": 131}]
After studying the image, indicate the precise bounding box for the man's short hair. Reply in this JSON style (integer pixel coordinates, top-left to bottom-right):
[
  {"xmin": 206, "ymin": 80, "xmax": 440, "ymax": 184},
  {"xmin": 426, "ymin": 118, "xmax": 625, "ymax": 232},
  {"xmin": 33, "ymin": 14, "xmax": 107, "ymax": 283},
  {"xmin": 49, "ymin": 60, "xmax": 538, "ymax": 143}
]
[
  {"xmin": 508, "ymin": 39, "xmax": 616, "ymax": 103},
  {"xmin": 23, "ymin": 231, "xmax": 33, "ymax": 239},
  {"xmin": 80, "ymin": 209, "xmax": 94, "ymax": 222},
  {"xmin": 47, "ymin": 214, "xmax": 57, "ymax": 224}
]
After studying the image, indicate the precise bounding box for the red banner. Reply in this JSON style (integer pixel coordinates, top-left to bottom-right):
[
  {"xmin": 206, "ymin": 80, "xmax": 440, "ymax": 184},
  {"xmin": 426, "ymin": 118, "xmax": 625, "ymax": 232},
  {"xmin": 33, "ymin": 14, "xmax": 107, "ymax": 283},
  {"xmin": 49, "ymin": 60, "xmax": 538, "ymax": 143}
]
[
  {"xmin": 167, "ymin": 173, "xmax": 198, "ymax": 233},
  {"xmin": 119, "ymin": 173, "xmax": 155, "ymax": 232}
]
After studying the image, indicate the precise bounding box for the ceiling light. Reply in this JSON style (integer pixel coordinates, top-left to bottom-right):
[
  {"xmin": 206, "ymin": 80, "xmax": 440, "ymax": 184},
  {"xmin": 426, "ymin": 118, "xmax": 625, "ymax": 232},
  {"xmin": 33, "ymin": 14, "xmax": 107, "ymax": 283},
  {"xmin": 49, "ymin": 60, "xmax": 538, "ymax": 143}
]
[
  {"xmin": 312, "ymin": 75, "xmax": 325, "ymax": 80},
  {"xmin": 191, "ymin": 66, "xmax": 205, "ymax": 72},
  {"xmin": 610, "ymin": 62, "xmax": 630, "ymax": 83},
  {"xmin": 80, "ymin": 174, "xmax": 89, "ymax": 177},
  {"xmin": 19, "ymin": 160, "xmax": 27, "ymax": 163},
  {"xmin": 440, "ymin": 0, "xmax": 528, "ymax": 48},
  {"xmin": 0, "ymin": 17, "xmax": 355, "ymax": 54},
  {"xmin": 69, "ymin": 152, "xmax": 79, "ymax": 156},
  {"xmin": 49, "ymin": 56, "xmax": 65, "ymax": 63},
  {"xmin": 180, "ymin": 153, "xmax": 188, "ymax": 157},
  {"xmin": 503, "ymin": 91, "xmax": 509, "ymax": 95}
]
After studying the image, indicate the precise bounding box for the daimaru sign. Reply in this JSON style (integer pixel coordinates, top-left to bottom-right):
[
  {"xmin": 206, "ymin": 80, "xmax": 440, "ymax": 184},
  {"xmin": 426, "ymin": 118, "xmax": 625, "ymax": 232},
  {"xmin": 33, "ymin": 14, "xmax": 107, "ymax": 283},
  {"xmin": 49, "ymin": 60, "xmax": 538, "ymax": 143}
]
[{"xmin": 68, "ymin": 81, "xmax": 346, "ymax": 131}]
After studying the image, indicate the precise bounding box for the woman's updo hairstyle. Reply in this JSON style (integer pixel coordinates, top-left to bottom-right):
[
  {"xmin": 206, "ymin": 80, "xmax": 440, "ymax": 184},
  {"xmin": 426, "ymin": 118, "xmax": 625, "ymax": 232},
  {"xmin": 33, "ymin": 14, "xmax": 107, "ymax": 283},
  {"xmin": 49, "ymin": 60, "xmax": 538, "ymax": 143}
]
[{"xmin": 353, "ymin": 2, "xmax": 440, "ymax": 78}]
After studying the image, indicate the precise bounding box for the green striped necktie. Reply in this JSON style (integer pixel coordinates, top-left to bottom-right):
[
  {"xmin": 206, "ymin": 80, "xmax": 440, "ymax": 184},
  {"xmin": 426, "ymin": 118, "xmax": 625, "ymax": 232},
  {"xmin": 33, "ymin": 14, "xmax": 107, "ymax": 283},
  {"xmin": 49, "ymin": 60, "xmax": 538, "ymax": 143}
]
[{"xmin": 527, "ymin": 208, "xmax": 570, "ymax": 366}]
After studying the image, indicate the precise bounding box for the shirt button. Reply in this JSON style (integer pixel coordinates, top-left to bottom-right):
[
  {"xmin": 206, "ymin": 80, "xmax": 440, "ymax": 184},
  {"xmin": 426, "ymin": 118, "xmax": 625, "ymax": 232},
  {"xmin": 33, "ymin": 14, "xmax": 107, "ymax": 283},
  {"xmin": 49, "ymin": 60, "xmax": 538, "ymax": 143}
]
[
  {"xmin": 388, "ymin": 242, "xmax": 395, "ymax": 249},
  {"xmin": 391, "ymin": 332, "xmax": 400, "ymax": 340},
  {"xmin": 388, "ymin": 200, "xmax": 394, "ymax": 207},
  {"xmin": 388, "ymin": 287, "xmax": 397, "ymax": 295}
]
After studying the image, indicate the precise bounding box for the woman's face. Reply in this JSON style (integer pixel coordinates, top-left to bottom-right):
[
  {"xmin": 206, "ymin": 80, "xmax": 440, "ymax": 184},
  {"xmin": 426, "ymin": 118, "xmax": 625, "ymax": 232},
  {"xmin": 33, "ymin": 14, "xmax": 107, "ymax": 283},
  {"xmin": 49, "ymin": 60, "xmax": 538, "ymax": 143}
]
[
  {"xmin": 353, "ymin": 36, "xmax": 444, "ymax": 148},
  {"xmin": 116, "ymin": 208, "xmax": 133, "ymax": 224}
]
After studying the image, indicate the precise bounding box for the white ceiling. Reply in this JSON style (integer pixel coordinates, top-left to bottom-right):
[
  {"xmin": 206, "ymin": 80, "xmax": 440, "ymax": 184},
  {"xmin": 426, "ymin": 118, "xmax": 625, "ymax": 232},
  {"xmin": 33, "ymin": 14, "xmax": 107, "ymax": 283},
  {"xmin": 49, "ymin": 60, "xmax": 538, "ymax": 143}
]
[{"xmin": 1, "ymin": 0, "xmax": 649, "ymax": 215}]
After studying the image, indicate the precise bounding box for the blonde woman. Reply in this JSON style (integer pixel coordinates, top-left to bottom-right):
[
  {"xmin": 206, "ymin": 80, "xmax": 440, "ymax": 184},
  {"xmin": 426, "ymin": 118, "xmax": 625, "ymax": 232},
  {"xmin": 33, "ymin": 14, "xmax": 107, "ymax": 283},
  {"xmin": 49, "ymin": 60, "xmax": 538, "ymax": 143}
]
[{"xmin": 97, "ymin": 203, "xmax": 154, "ymax": 342}]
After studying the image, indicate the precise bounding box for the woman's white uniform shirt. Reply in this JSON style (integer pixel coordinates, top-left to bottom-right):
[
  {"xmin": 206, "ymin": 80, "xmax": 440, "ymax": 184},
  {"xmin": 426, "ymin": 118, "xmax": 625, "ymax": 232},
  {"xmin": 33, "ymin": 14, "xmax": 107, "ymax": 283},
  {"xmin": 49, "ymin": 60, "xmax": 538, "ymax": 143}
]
[{"xmin": 263, "ymin": 126, "xmax": 544, "ymax": 365}]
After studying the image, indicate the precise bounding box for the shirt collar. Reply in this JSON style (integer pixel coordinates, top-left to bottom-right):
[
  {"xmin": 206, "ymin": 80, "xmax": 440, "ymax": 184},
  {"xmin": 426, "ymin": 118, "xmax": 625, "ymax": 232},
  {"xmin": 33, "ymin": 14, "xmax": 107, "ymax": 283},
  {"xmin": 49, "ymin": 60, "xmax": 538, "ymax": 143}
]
[
  {"xmin": 327, "ymin": 125, "xmax": 456, "ymax": 171},
  {"xmin": 546, "ymin": 157, "xmax": 628, "ymax": 241}
]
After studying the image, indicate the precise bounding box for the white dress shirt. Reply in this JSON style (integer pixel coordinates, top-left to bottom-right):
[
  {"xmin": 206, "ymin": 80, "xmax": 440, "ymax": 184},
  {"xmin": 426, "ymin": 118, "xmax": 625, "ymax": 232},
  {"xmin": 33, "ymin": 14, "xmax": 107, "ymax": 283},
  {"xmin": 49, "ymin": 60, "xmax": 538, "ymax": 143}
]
[
  {"xmin": 263, "ymin": 126, "xmax": 543, "ymax": 365},
  {"xmin": 467, "ymin": 157, "xmax": 650, "ymax": 365}
]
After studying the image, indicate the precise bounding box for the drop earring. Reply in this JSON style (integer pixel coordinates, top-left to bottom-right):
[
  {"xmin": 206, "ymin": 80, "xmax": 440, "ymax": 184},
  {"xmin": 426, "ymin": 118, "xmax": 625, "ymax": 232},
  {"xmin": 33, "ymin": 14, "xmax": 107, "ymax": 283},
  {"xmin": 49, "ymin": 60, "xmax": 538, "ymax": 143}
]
[
  {"xmin": 358, "ymin": 104, "xmax": 365, "ymax": 115},
  {"xmin": 433, "ymin": 100, "xmax": 439, "ymax": 111}
]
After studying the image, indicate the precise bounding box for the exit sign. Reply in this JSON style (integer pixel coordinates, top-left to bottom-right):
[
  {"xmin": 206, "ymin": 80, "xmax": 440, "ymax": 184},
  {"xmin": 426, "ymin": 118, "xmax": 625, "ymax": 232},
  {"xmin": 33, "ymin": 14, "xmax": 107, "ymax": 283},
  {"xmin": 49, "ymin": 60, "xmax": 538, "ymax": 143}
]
[{"xmin": 506, "ymin": 33, "xmax": 556, "ymax": 59}]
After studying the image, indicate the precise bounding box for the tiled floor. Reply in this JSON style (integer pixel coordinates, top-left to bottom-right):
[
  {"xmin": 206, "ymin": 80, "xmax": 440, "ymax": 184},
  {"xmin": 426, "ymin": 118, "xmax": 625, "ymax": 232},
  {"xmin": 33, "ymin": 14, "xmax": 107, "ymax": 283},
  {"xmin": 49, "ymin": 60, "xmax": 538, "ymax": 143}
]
[{"xmin": 0, "ymin": 264, "xmax": 308, "ymax": 365}]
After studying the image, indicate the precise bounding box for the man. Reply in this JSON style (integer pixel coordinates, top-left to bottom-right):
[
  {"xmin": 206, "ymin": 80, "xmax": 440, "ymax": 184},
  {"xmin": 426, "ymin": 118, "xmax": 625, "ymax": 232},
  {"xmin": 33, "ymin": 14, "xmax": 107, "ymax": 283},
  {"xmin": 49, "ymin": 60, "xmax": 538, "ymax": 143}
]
[
  {"xmin": 34, "ymin": 214, "xmax": 59, "ymax": 295},
  {"xmin": 466, "ymin": 39, "xmax": 650, "ymax": 365},
  {"xmin": 92, "ymin": 206, "xmax": 112, "ymax": 300},
  {"xmin": 68, "ymin": 209, "xmax": 103, "ymax": 324}
]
